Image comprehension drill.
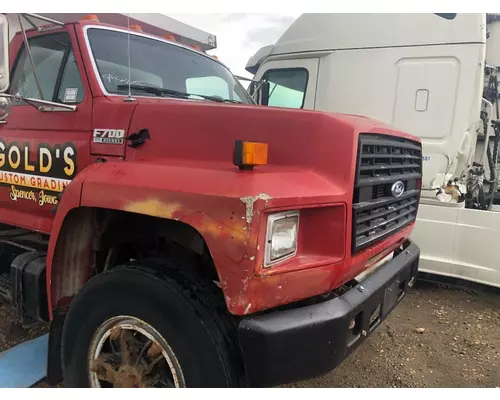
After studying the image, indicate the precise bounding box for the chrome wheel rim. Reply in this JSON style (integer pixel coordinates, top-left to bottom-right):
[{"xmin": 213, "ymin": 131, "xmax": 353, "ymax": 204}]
[{"xmin": 88, "ymin": 315, "xmax": 185, "ymax": 388}]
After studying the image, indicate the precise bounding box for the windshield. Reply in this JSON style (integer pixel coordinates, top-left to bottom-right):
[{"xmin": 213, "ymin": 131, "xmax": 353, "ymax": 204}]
[{"xmin": 86, "ymin": 27, "xmax": 252, "ymax": 104}]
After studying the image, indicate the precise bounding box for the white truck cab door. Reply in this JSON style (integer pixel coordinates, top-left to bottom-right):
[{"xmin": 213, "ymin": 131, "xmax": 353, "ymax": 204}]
[{"xmin": 254, "ymin": 58, "xmax": 319, "ymax": 110}]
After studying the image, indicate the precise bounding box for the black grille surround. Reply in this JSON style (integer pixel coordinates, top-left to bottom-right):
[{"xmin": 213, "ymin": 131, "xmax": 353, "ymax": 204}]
[{"xmin": 352, "ymin": 134, "xmax": 422, "ymax": 253}]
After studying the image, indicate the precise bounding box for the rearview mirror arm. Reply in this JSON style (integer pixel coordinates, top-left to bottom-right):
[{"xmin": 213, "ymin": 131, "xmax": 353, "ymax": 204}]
[
  {"xmin": 18, "ymin": 14, "xmax": 44, "ymax": 101},
  {"xmin": 22, "ymin": 15, "xmax": 39, "ymax": 31},
  {"xmin": 234, "ymin": 75, "xmax": 261, "ymax": 84},
  {"xmin": 0, "ymin": 93, "xmax": 76, "ymax": 112}
]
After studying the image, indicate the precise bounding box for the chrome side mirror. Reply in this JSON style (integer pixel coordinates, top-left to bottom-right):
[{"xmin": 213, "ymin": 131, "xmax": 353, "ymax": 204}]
[
  {"xmin": 246, "ymin": 79, "xmax": 270, "ymax": 105},
  {"xmin": 0, "ymin": 14, "xmax": 9, "ymax": 93},
  {"xmin": 0, "ymin": 96, "xmax": 12, "ymax": 121}
]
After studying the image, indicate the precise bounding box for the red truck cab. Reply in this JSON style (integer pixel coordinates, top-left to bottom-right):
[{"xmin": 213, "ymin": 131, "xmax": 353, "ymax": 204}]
[{"xmin": 0, "ymin": 14, "xmax": 421, "ymax": 388}]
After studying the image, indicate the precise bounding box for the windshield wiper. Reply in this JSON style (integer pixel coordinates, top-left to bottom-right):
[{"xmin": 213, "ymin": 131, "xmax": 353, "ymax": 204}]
[
  {"xmin": 116, "ymin": 84, "xmax": 243, "ymax": 104},
  {"xmin": 219, "ymin": 99, "xmax": 244, "ymax": 104},
  {"xmin": 196, "ymin": 95, "xmax": 244, "ymax": 104},
  {"xmin": 117, "ymin": 84, "xmax": 189, "ymax": 99}
]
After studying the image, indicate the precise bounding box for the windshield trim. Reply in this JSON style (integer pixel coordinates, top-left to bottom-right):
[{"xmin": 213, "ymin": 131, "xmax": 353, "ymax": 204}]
[{"xmin": 83, "ymin": 25, "xmax": 245, "ymax": 102}]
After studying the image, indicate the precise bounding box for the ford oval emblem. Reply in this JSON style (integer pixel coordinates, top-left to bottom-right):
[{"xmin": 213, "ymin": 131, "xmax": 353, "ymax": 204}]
[{"xmin": 391, "ymin": 181, "xmax": 405, "ymax": 198}]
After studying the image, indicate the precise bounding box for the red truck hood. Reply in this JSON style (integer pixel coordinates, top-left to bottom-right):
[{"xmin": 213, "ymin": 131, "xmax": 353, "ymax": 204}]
[{"xmin": 126, "ymin": 99, "xmax": 418, "ymax": 182}]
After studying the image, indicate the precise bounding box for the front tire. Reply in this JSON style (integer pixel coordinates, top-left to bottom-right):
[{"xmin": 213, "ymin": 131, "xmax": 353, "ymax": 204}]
[{"xmin": 61, "ymin": 261, "xmax": 244, "ymax": 388}]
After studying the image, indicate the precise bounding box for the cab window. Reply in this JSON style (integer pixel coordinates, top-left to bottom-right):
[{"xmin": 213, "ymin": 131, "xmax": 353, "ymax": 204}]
[
  {"xmin": 56, "ymin": 48, "xmax": 84, "ymax": 103},
  {"xmin": 262, "ymin": 68, "xmax": 308, "ymax": 109},
  {"xmin": 9, "ymin": 32, "xmax": 84, "ymax": 105}
]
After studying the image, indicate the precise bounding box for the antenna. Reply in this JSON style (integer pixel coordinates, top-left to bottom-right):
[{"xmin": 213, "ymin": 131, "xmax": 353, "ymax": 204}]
[{"xmin": 123, "ymin": 13, "xmax": 135, "ymax": 102}]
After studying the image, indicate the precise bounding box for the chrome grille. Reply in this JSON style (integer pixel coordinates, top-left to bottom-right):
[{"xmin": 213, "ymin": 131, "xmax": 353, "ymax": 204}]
[{"xmin": 352, "ymin": 134, "xmax": 422, "ymax": 253}]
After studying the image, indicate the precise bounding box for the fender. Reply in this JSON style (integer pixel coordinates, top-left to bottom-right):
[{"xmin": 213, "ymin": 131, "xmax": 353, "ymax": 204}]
[{"xmin": 77, "ymin": 160, "xmax": 266, "ymax": 315}]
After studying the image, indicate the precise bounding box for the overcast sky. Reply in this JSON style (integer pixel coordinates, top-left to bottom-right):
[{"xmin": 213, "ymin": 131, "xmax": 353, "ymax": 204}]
[{"xmin": 169, "ymin": 13, "xmax": 301, "ymax": 78}]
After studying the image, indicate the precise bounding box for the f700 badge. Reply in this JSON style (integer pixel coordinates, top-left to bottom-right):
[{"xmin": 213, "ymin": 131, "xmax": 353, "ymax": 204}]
[{"xmin": 93, "ymin": 129, "xmax": 125, "ymax": 145}]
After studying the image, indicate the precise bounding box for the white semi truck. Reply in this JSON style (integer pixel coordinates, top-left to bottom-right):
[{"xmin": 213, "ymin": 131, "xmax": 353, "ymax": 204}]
[{"xmin": 246, "ymin": 13, "xmax": 500, "ymax": 289}]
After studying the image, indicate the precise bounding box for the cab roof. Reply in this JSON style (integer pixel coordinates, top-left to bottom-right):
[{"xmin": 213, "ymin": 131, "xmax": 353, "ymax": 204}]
[{"xmin": 246, "ymin": 13, "xmax": 486, "ymax": 74}]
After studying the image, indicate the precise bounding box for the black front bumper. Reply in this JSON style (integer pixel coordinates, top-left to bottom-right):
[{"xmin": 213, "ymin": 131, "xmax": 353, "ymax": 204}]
[{"xmin": 238, "ymin": 240, "xmax": 420, "ymax": 387}]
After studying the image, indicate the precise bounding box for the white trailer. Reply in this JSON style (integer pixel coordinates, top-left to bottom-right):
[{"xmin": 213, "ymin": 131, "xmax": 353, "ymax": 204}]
[{"xmin": 247, "ymin": 13, "xmax": 500, "ymax": 289}]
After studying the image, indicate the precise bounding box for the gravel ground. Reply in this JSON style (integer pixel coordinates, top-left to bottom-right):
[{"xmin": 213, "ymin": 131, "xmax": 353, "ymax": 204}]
[
  {"xmin": 0, "ymin": 306, "xmax": 48, "ymax": 354},
  {"xmin": 1, "ymin": 281, "xmax": 499, "ymax": 388},
  {"xmin": 285, "ymin": 282, "xmax": 500, "ymax": 388}
]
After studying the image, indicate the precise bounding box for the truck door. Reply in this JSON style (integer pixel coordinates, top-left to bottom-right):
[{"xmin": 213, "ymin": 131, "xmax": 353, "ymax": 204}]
[
  {"xmin": 253, "ymin": 58, "xmax": 319, "ymax": 110},
  {"xmin": 0, "ymin": 28, "xmax": 92, "ymax": 233}
]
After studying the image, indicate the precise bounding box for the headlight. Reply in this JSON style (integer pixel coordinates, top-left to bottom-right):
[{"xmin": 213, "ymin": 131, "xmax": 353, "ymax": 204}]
[{"xmin": 265, "ymin": 211, "xmax": 299, "ymax": 267}]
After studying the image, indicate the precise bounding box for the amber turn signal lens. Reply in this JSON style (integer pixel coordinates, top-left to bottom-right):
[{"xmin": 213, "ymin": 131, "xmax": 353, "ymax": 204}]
[{"xmin": 233, "ymin": 141, "xmax": 268, "ymax": 170}]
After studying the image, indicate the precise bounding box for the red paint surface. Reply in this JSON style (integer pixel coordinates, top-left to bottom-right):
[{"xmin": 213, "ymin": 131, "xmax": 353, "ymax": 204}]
[{"xmin": 1, "ymin": 21, "xmax": 421, "ymax": 319}]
